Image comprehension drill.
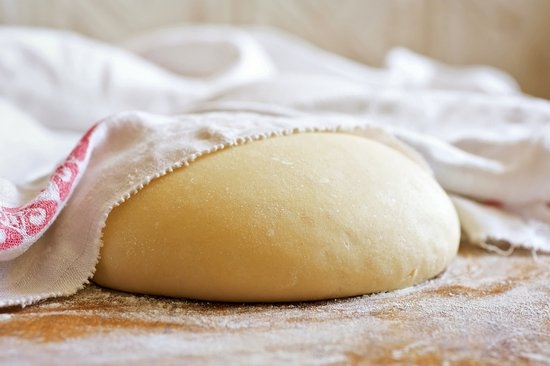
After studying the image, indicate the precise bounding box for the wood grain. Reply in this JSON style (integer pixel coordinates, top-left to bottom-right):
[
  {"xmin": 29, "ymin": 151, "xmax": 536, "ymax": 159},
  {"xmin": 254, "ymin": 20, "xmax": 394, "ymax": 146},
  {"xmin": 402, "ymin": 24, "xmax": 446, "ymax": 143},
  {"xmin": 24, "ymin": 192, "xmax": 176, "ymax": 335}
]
[{"xmin": 1, "ymin": 245, "xmax": 548, "ymax": 365}]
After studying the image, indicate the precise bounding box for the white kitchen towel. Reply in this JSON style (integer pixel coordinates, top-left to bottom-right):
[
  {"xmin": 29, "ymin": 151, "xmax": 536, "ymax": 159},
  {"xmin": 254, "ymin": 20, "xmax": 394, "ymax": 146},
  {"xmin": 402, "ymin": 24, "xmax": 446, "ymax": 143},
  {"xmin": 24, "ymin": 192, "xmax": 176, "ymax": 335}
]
[{"xmin": 0, "ymin": 25, "xmax": 549, "ymax": 307}]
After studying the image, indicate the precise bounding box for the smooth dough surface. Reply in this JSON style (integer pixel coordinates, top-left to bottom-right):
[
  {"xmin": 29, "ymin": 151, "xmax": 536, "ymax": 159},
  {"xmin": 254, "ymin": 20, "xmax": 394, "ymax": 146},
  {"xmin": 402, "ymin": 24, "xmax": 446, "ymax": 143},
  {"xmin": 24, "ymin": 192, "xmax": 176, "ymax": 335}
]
[{"xmin": 93, "ymin": 133, "xmax": 460, "ymax": 302}]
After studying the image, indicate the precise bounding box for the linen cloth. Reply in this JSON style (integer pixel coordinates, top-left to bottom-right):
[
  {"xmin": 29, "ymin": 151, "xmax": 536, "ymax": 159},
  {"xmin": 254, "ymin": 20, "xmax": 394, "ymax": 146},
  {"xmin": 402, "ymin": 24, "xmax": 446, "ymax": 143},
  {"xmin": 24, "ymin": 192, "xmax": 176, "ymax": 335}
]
[{"xmin": 0, "ymin": 26, "xmax": 549, "ymax": 307}]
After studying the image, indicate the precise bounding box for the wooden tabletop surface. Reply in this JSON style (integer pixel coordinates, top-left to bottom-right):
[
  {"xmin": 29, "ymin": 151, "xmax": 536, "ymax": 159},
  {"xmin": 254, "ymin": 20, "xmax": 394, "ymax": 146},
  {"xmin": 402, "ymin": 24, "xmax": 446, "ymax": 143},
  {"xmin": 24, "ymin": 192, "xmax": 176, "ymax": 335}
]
[{"xmin": 1, "ymin": 245, "xmax": 549, "ymax": 365}]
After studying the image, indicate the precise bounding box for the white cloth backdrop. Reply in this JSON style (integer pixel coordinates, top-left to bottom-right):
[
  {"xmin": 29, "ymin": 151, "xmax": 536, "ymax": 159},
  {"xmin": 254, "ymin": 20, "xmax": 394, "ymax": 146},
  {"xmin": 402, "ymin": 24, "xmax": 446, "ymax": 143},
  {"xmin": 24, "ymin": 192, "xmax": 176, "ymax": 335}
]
[{"xmin": 0, "ymin": 25, "xmax": 549, "ymax": 307}]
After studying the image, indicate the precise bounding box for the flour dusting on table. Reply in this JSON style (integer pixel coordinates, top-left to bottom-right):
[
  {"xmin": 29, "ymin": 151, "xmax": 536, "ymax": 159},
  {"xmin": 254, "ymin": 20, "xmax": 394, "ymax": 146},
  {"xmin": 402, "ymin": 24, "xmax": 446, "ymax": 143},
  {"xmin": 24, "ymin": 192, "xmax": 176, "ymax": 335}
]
[{"xmin": 1, "ymin": 246, "xmax": 548, "ymax": 365}]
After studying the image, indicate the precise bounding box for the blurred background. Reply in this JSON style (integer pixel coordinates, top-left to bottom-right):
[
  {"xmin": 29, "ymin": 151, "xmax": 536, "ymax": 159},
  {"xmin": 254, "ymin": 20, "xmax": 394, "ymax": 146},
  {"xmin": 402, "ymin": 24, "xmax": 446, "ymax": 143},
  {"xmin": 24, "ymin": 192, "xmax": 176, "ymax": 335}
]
[{"xmin": 0, "ymin": 0, "xmax": 548, "ymax": 99}]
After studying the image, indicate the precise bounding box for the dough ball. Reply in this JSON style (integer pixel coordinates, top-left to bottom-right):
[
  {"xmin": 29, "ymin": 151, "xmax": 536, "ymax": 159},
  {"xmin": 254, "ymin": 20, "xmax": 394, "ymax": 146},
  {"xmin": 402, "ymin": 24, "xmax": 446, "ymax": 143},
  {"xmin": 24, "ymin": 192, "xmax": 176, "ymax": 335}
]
[{"xmin": 93, "ymin": 133, "xmax": 460, "ymax": 302}]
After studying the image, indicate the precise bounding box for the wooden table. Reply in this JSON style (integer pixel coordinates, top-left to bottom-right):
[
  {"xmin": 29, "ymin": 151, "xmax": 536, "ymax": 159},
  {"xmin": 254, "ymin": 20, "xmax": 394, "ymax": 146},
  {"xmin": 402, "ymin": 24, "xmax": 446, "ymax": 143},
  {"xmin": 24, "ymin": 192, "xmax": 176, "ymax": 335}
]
[{"xmin": 1, "ymin": 245, "xmax": 549, "ymax": 365}]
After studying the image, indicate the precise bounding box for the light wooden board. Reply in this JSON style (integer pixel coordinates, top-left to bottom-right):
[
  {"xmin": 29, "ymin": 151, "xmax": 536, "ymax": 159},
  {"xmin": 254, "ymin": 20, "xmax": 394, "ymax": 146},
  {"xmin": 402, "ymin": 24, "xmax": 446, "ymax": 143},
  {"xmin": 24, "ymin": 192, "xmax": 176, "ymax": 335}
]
[{"xmin": 1, "ymin": 245, "xmax": 548, "ymax": 365}]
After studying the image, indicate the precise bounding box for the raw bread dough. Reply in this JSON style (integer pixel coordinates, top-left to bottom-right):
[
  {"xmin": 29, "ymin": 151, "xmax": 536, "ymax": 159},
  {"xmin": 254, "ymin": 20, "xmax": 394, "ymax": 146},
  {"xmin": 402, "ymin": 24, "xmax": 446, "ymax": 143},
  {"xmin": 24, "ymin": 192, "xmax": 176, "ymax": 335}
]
[{"xmin": 93, "ymin": 133, "xmax": 460, "ymax": 302}]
